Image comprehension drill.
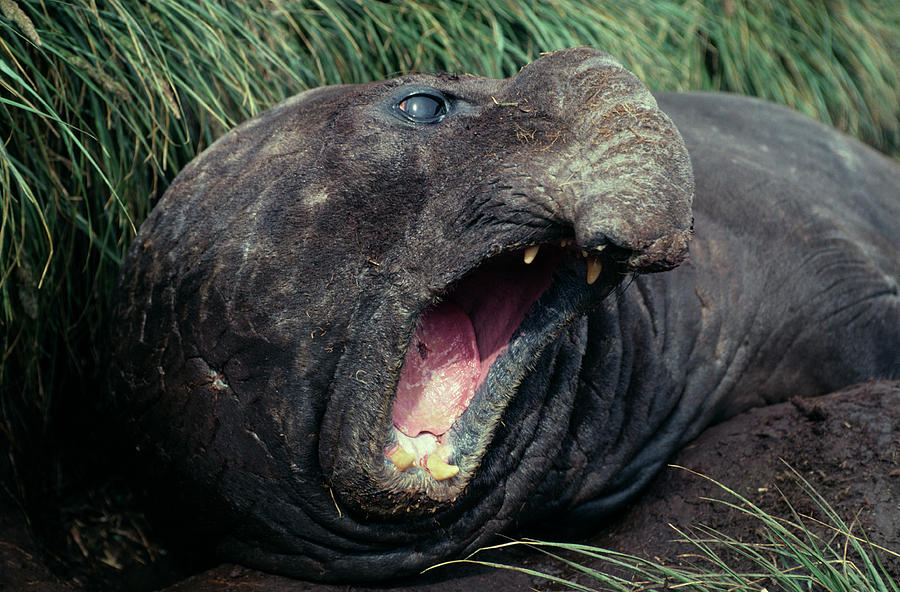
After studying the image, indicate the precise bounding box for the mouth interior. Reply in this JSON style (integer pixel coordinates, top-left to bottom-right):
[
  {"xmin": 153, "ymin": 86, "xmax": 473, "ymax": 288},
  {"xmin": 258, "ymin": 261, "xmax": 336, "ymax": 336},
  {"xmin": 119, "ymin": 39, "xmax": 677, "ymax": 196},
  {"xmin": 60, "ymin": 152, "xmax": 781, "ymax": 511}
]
[{"xmin": 392, "ymin": 249, "xmax": 561, "ymax": 441}]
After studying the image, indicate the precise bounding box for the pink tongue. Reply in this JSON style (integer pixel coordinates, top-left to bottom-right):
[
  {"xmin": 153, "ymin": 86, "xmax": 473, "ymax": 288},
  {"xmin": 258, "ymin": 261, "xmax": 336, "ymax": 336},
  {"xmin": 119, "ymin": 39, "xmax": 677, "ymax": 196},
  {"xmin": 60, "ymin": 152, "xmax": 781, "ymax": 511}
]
[{"xmin": 393, "ymin": 303, "xmax": 480, "ymax": 438}]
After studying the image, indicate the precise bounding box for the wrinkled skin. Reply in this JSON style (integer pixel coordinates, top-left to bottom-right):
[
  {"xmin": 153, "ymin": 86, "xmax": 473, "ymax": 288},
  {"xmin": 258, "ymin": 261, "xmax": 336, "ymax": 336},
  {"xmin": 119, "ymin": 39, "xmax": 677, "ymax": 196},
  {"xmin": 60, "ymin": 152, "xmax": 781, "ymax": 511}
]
[{"xmin": 109, "ymin": 48, "xmax": 900, "ymax": 581}]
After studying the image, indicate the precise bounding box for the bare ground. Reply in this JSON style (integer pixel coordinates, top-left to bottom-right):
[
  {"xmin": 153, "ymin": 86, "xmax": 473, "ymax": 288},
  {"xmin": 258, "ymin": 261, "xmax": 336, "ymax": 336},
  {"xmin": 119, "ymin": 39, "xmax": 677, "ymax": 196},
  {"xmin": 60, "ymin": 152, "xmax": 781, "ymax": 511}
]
[{"xmin": 3, "ymin": 379, "xmax": 898, "ymax": 591}]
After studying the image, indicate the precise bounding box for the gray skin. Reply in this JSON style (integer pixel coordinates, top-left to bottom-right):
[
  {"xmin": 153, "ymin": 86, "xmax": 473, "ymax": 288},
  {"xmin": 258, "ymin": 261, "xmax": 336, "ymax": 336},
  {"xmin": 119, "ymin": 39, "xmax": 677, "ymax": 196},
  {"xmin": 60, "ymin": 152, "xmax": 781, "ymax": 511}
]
[{"xmin": 108, "ymin": 48, "xmax": 900, "ymax": 581}]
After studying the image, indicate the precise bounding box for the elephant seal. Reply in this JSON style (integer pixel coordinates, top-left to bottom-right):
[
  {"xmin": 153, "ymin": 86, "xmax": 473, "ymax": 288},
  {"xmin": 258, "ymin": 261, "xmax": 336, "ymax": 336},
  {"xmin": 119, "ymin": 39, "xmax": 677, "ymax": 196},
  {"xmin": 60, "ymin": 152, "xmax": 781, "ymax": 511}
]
[{"xmin": 108, "ymin": 47, "xmax": 900, "ymax": 581}]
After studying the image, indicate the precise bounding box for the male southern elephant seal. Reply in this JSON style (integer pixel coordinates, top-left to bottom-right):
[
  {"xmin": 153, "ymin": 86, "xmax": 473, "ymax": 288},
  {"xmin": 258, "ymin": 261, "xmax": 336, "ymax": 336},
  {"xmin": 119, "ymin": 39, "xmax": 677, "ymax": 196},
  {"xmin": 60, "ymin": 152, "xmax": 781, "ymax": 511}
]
[{"xmin": 109, "ymin": 47, "xmax": 900, "ymax": 581}]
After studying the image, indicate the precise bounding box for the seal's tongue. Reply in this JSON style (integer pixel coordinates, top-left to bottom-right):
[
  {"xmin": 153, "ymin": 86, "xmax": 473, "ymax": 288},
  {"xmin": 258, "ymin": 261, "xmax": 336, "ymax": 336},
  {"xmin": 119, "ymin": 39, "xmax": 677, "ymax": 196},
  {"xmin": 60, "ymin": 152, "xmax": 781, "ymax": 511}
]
[{"xmin": 392, "ymin": 304, "xmax": 480, "ymax": 437}]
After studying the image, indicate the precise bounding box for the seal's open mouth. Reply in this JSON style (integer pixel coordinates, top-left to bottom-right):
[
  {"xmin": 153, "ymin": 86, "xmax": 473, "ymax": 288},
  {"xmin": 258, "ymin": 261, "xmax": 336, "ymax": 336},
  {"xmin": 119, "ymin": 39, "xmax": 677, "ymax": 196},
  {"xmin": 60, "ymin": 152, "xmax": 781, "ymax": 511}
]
[{"xmin": 385, "ymin": 241, "xmax": 617, "ymax": 485}]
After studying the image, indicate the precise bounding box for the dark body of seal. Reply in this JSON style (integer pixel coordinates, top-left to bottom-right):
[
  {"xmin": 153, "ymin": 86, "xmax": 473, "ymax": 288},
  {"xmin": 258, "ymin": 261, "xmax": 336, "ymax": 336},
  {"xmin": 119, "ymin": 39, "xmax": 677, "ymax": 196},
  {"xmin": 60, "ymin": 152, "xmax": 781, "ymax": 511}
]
[{"xmin": 109, "ymin": 47, "xmax": 900, "ymax": 581}]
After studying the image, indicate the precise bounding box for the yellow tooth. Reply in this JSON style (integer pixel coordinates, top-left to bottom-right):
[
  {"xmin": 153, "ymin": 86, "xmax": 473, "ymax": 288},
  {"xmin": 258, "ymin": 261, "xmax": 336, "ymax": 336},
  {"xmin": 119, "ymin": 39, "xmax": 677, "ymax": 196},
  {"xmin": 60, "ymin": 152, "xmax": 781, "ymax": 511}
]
[
  {"xmin": 595, "ymin": 244, "xmax": 606, "ymax": 252},
  {"xmin": 426, "ymin": 454, "xmax": 460, "ymax": 481},
  {"xmin": 560, "ymin": 238, "xmax": 573, "ymax": 247},
  {"xmin": 387, "ymin": 446, "xmax": 415, "ymax": 472},
  {"xmin": 587, "ymin": 258, "xmax": 603, "ymax": 285},
  {"xmin": 523, "ymin": 245, "xmax": 540, "ymax": 264}
]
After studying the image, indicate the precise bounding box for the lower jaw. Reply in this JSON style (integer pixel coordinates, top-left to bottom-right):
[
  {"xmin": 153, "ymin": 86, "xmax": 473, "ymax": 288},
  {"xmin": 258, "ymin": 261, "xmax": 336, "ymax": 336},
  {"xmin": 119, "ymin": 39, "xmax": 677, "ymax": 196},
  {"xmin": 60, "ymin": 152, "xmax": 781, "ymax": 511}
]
[
  {"xmin": 384, "ymin": 251, "xmax": 563, "ymax": 486},
  {"xmin": 379, "ymin": 312, "xmax": 605, "ymax": 510},
  {"xmin": 376, "ymin": 320, "xmax": 588, "ymax": 519}
]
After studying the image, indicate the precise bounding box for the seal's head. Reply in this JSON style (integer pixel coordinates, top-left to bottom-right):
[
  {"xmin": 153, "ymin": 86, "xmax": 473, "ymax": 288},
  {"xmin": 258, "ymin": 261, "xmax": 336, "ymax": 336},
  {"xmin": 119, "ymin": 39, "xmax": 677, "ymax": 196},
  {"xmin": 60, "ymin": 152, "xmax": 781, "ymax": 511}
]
[{"xmin": 110, "ymin": 47, "xmax": 693, "ymax": 580}]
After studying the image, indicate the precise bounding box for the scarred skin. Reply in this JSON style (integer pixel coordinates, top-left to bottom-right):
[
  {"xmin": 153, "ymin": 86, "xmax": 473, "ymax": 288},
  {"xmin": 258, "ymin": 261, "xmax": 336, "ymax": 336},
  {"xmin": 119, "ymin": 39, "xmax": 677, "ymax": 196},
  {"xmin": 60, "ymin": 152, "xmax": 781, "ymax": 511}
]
[{"xmin": 108, "ymin": 48, "xmax": 900, "ymax": 581}]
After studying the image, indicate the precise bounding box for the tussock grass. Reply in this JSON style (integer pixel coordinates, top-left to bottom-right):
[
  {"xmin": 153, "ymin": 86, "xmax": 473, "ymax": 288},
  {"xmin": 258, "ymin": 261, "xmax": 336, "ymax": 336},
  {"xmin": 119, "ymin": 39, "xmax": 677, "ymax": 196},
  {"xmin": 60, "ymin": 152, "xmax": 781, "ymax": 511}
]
[
  {"xmin": 431, "ymin": 466, "xmax": 900, "ymax": 591},
  {"xmin": 1, "ymin": 0, "xmax": 898, "ymax": 496}
]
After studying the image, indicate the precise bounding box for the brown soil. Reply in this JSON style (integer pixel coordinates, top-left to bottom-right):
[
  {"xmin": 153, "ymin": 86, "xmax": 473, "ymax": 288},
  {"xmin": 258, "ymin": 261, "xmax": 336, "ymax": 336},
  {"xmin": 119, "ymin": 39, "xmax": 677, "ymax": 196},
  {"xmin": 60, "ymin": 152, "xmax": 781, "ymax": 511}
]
[{"xmin": 3, "ymin": 380, "xmax": 898, "ymax": 591}]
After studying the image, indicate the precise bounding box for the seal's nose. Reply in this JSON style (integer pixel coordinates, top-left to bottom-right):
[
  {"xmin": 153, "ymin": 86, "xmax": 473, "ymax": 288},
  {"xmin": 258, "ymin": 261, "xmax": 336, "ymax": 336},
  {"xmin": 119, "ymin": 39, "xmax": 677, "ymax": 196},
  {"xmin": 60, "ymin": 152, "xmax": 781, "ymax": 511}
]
[{"xmin": 516, "ymin": 47, "xmax": 695, "ymax": 273}]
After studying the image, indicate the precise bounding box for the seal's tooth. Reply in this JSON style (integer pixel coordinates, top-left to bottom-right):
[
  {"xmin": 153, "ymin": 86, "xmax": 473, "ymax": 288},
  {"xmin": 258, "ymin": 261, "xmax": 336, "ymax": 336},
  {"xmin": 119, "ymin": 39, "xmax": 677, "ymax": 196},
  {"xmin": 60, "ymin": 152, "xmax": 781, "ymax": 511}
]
[
  {"xmin": 586, "ymin": 257, "xmax": 602, "ymax": 285},
  {"xmin": 426, "ymin": 454, "xmax": 459, "ymax": 481},
  {"xmin": 523, "ymin": 245, "xmax": 540, "ymax": 264},
  {"xmin": 560, "ymin": 238, "xmax": 573, "ymax": 247},
  {"xmin": 387, "ymin": 446, "xmax": 415, "ymax": 472}
]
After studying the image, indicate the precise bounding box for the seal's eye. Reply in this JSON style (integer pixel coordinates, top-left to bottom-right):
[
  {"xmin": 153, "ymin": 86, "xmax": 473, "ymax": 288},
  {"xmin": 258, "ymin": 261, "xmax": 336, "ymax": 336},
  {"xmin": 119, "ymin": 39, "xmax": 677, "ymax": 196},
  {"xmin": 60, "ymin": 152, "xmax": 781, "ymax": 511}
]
[{"xmin": 396, "ymin": 92, "xmax": 448, "ymax": 123}]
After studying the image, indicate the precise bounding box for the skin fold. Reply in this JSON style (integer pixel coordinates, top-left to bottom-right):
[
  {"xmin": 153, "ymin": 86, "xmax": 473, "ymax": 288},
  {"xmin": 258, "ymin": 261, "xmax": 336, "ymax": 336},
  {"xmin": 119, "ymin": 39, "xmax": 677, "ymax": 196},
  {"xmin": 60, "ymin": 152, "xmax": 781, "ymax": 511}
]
[{"xmin": 108, "ymin": 48, "xmax": 900, "ymax": 581}]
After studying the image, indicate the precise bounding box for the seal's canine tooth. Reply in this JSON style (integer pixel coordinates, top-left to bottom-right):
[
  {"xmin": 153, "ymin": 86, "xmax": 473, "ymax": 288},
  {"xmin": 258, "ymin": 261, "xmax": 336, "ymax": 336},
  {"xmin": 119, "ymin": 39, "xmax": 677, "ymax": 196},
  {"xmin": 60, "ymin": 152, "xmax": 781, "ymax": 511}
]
[
  {"xmin": 426, "ymin": 454, "xmax": 459, "ymax": 481},
  {"xmin": 523, "ymin": 245, "xmax": 540, "ymax": 264},
  {"xmin": 387, "ymin": 446, "xmax": 415, "ymax": 471},
  {"xmin": 587, "ymin": 257, "xmax": 603, "ymax": 284}
]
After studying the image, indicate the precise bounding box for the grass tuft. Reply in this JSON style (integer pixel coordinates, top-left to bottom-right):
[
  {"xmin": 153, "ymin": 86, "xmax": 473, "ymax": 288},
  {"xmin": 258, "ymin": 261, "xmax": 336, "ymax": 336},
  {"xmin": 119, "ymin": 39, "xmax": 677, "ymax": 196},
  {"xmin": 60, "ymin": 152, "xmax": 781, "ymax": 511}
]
[{"xmin": 429, "ymin": 465, "xmax": 899, "ymax": 591}]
